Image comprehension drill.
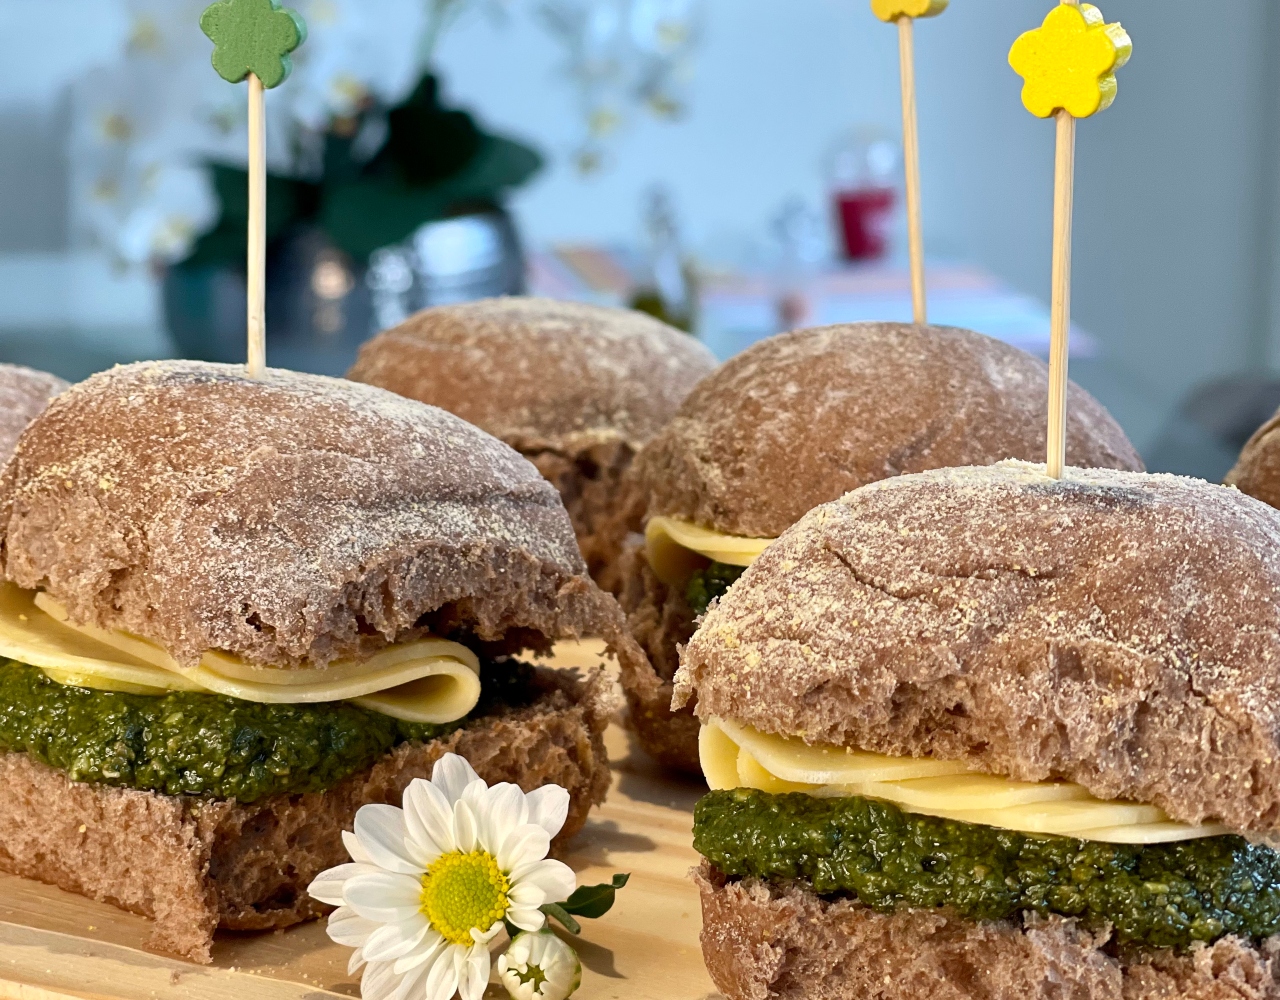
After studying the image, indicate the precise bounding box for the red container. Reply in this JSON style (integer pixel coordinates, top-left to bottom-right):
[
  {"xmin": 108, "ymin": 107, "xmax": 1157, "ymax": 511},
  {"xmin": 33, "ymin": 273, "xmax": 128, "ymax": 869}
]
[{"xmin": 835, "ymin": 187, "xmax": 896, "ymax": 261}]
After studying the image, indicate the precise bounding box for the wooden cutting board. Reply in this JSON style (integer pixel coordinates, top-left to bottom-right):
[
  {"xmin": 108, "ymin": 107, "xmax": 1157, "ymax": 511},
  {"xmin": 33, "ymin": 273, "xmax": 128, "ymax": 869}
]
[{"xmin": 0, "ymin": 645, "xmax": 721, "ymax": 1000}]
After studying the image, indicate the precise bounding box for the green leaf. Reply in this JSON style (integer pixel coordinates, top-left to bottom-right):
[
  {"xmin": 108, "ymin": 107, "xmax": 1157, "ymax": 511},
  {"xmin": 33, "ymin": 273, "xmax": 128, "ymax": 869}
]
[
  {"xmin": 560, "ymin": 874, "xmax": 630, "ymax": 920},
  {"xmin": 320, "ymin": 134, "xmax": 543, "ymax": 261},
  {"xmin": 539, "ymin": 902, "xmax": 582, "ymax": 936},
  {"xmin": 201, "ymin": 0, "xmax": 307, "ymax": 89}
]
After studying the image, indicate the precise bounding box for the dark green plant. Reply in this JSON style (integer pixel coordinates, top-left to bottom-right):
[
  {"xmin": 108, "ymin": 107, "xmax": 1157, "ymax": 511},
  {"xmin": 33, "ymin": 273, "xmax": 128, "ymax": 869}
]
[{"xmin": 176, "ymin": 71, "xmax": 542, "ymax": 271}]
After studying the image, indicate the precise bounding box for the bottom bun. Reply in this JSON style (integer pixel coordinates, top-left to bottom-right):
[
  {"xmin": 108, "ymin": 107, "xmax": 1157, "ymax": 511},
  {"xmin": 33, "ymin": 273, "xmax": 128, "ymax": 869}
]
[
  {"xmin": 694, "ymin": 863, "xmax": 1280, "ymax": 1000},
  {"xmin": 0, "ymin": 667, "xmax": 613, "ymax": 965},
  {"xmin": 616, "ymin": 541, "xmax": 702, "ymax": 773}
]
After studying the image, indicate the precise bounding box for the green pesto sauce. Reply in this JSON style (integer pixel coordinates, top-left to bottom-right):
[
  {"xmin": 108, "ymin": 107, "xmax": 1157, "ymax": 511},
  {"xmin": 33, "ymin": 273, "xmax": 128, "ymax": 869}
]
[
  {"xmin": 0, "ymin": 659, "xmax": 537, "ymax": 804},
  {"xmin": 685, "ymin": 562, "xmax": 745, "ymax": 617},
  {"xmin": 694, "ymin": 788, "xmax": 1280, "ymax": 951}
]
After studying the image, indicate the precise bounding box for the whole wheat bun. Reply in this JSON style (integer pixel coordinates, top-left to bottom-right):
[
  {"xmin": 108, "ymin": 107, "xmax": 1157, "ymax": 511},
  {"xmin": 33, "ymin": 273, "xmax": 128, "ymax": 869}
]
[
  {"xmin": 1227, "ymin": 408, "xmax": 1280, "ymax": 508},
  {"xmin": 677, "ymin": 461, "xmax": 1280, "ymax": 836},
  {"xmin": 620, "ymin": 323, "xmax": 1143, "ymax": 773},
  {"xmin": 695, "ymin": 863, "xmax": 1280, "ymax": 1000},
  {"xmin": 0, "ymin": 360, "xmax": 647, "ymax": 673},
  {"xmin": 347, "ymin": 297, "xmax": 718, "ymax": 592},
  {"xmin": 0, "ymin": 363, "xmax": 67, "ymax": 461},
  {"xmin": 0, "ymin": 666, "xmax": 612, "ymax": 964},
  {"xmin": 631, "ymin": 323, "xmax": 1142, "ymax": 538}
]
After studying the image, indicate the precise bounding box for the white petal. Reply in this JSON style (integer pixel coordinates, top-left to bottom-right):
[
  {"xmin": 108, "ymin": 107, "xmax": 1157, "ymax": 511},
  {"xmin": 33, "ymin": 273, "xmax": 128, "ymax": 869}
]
[
  {"xmin": 390, "ymin": 961, "xmax": 429, "ymax": 1000},
  {"xmin": 424, "ymin": 944, "xmax": 463, "ymax": 1000},
  {"xmin": 507, "ymin": 881, "xmax": 547, "ymax": 908},
  {"xmin": 361, "ymin": 960, "xmax": 401, "ymax": 1000},
  {"xmin": 347, "ymin": 946, "xmax": 367, "ymax": 977},
  {"xmin": 344, "ymin": 829, "xmax": 376, "ymax": 864},
  {"xmin": 354, "ymin": 804, "xmax": 426, "ymax": 875},
  {"xmin": 506, "ymin": 905, "xmax": 546, "ymax": 933},
  {"xmin": 402, "ymin": 778, "xmax": 455, "ymax": 858},
  {"xmin": 458, "ymin": 943, "xmax": 491, "ymax": 1000},
  {"xmin": 327, "ymin": 906, "xmax": 379, "ymax": 948},
  {"xmin": 525, "ymin": 784, "xmax": 570, "ymax": 839},
  {"xmin": 432, "ymin": 753, "xmax": 481, "ymax": 805},
  {"xmin": 453, "ymin": 799, "xmax": 479, "ymax": 855},
  {"xmin": 498, "ymin": 824, "xmax": 551, "ymax": 874},
  {"xmin": 393, "ymin": 931, "xmax": 445, "ymax": 974},
  {"xmin": 478, "ymin": 782, "xmax": 527, "ymax": 854},
  {"xmin": 472, "ymin": 920, "xmax": 504, "ymax": 945},
  {"xmin": 513, "ymin": 859, "xmax": 577, "ymax": 905},
  {"xmin": 309, "ymin": 862, "xmax": 378, "ymax": 906},
  {"xmin": 361, "ymin": 913, "xmax": 431, "ymax": 963},
  {"xmin": 344, "ymin": 872, "xmax": 424, "ymax": 923}
]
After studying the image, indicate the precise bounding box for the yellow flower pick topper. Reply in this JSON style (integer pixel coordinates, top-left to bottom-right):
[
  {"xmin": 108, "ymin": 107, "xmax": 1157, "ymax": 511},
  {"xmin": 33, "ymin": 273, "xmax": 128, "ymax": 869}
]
[
  {"xmin": 871, "ymin": 0, "xmax": 947, "ymax": 22},
  {"xmin": 1009, "ymin": 4, "xmax": 1131, "ymax": 119}
]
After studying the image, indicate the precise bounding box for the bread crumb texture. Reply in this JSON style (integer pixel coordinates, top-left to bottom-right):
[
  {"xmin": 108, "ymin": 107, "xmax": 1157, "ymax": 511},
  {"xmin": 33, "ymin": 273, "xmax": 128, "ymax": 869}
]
[
  {"xmin": 679, "ymin": 461, "xmax": 1280, "ymax": 836},
  {"xmin": 0, "ymin": 363, "xmax": 67, "ymax": 463},
  {"xmin": 632, "ymin": 323, "xmax": 1143, "ymax": 538},
  {"xmin": 0, "ymin": 667, "xmax": 612, "ymax": 964},
  {"xmin": 348, "ymin": 297, "xmax": 718, "ymax": 455},
  {"xmin": 695, "ymin": 863, "xmax": 1280, "ymax": 1000},
  {"xmin": 0, "ymin": 360, "xmax": 635, "ymax": 670}
]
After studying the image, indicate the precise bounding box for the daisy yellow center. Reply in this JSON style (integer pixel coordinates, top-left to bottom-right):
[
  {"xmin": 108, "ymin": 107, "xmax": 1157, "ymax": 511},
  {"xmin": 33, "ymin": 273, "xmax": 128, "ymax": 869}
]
[{"xmin": 419, "ymin": 850, "xmax": 511, "ymax": 946}]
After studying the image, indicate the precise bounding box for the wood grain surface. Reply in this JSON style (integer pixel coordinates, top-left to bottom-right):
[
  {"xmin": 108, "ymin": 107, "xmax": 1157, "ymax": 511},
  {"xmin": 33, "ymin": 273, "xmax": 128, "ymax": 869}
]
[{"xmin": 0, "ymin": 643, "xmax": 720, "ymax": 1000}]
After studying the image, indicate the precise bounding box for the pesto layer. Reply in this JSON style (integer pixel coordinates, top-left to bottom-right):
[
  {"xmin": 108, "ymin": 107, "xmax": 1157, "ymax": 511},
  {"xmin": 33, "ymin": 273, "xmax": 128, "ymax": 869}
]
[
  {"xmin": 0, "ymin": 658, "xmax": 537, "ymax": 803},
  {"xmin": 685, "ymin": 561, "xmax": 745, "ymax": 617},
  {"xmin": 694, "ymin": 788, "xmax": 1280, "ymax": 951}
]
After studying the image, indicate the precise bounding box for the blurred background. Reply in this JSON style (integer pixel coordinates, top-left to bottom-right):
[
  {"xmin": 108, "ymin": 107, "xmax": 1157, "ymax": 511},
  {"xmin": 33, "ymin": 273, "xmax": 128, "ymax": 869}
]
[{"xmin": 0, "ymin": 0, "xmax": 1275, "ymax": 479}]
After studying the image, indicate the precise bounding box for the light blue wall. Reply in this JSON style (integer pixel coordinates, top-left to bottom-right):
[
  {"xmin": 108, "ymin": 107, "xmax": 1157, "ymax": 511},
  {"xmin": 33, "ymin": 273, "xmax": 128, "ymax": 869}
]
[
  {"xmin": 435, "ymin": 0, "xmax": 1277, "ymax": 454},
  {"xmin": 0, "ymin": 0, "xmax": 1274, "ymax": 459}
]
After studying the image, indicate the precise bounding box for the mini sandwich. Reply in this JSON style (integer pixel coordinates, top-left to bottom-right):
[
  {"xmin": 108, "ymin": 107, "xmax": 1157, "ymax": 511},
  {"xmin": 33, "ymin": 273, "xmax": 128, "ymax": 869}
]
[
  {"xmin": 347, "ymin": 296, "xmax": 718, "ymax": 593},
  {"xmin": 1226, "ymin": 409, "xmax": 1280, "ymax": 508},
  {"xmin": 679, "ymin": 461, "xmax": 1280, "ymax": 1000},
  {"xmin": 0, "ymin": 362, "xmax": 67, "ymax": 457},
  {"xmin": 0, "ymin": 361, "xmax": 639, "ymax": 963},
  {"xmin": 620, "ymin": 323, "xmax": 1142, "ymax": 772}
]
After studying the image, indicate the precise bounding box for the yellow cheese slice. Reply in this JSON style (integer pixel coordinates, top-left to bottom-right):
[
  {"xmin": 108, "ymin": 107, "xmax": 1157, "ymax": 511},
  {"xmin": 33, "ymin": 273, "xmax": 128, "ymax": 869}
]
[
  {"xmin": 644, "ymin": 517, "xmax": 776, "ymax": 589},
  {"xmin": 0, "ymin": 583, "xmax": 481, "ymax": 724},
  {"xmin": 702, "ymin": 718, "xmax": 1228, "ymax": 844}
]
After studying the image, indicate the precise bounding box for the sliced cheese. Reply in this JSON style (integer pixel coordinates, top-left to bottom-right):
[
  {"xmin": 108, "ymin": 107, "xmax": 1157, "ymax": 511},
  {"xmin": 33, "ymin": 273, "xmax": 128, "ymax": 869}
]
[
  {"xmin": 702, "ymin": 718, "xmax": 1228, "ymax": 844},
  {"xmin": 644, "ymin": 517, "xmax": 776, "ymax": 589},
  {"xmin": 0, "ymin": 583, "xmax": 481, "ymax": 724}
]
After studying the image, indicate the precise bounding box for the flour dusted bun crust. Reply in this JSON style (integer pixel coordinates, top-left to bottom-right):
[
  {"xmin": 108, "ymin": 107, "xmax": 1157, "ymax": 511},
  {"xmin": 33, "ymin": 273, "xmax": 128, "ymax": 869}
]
[
  {"xmin": 620, "ymin": 323, "xmax": 1143, "ymax": 773},
  {"xmin": 681, "ymin": 462, "xmax": 1280, "ymax": 1000},
  {"xmin": 348, "ymin": 297, "xmax": 718, "ymax": 592},
  {"xmin": 0, "ymin": 361, "xmax": 643, "ymax": 962},
  {"xmin": 1227, "ymin": 408, "xmax": 1280, "ymax": 509},
  {"xmin": 0, "ymin": 362, "xmax": 67, "ymax": 462},
  {"xmin": 1, "ymin": 360, "xmax": 617, "ymax": 669}
]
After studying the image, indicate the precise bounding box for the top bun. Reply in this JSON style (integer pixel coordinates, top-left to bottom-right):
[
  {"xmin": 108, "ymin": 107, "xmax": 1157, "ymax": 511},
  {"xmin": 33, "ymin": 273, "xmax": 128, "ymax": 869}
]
[
  {"xmin": 0, "ymin": 363, "xmax": 67, "ymax": 463},
  {"xmin": 1226, "ymin": 408, "xmax": 1280, "ymax": 508},
  {"xmin": 347, "ymin": 297, "xmax": 719, "ymax": 454},
  {"xmin": 677, "ymin": 462, "xmax": 1280, "ymax": 836},
  {"xmin": 632, "ymin": 323, "xmax": 1143, "ymax": 537},
  {"xmin": 0, "ymin": 361, "xmax": 624, "ymax": 670}
]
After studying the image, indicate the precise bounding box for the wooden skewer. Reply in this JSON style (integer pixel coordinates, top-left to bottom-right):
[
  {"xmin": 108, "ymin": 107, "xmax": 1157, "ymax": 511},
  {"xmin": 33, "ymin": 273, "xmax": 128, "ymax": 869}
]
[
  {"xmin": 897, "ymin": 15, "xmax": 927, "ymax": 326},
  {"xmin": 246, "ymin": 72, "xmax": 267, "ymax": 379},
  {"xmin": 1046, "ymin": 0, "xmax": 1081, "ymax": 479},
  {"xmin": 1046, "ymin": 108, "xmax": 1075, "ymax": 480}
]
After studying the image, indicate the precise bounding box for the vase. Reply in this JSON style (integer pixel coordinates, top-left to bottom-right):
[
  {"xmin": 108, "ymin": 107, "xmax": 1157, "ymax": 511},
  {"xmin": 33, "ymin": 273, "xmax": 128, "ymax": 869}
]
[{"xmin": 163, "ymin": 207, "xmax": 525, "ymax": 377}]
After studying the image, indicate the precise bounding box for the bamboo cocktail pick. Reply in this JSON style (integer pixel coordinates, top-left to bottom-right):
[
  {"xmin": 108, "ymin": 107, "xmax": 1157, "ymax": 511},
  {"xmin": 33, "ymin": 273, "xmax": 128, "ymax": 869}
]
[
  {"xmin": 871, "ymin": 0, "xmax": 947, "ymax": 326},
  {"xmin": 1009, "ymin": 1, "xmax": 1130, "ymax": 479},
  {"xmin": 200, "ymin": 0, "xmax": 307, "ymax": 379}
]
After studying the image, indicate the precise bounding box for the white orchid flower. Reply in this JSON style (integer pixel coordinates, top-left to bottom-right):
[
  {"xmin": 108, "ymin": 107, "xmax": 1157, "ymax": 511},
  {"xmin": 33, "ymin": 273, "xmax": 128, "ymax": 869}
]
[
  {"xmin": 308, "ymin": 753, "xmax": 577, "ymax": 1000},
  {"xmin": 498, "ymin": 930, "xmax": 582, "ymax": 1000}
]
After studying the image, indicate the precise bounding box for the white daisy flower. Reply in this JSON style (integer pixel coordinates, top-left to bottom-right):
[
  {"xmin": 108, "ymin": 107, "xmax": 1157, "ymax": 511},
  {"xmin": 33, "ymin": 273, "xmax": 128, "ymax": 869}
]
[
  {"xmin": 497, "ymin": 930, "xmax": 582, "ymax": 1000},
  {"xmin": 308, "ymin": 753, "xmax": 577, "ymax": 1000}
]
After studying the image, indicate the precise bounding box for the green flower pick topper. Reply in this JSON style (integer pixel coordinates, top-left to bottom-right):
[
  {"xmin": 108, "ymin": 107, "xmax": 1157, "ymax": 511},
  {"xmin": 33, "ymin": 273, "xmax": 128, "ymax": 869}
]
[{"xmin": 201, "ymin": 0, "xmax": 306, "ymax": 90}]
